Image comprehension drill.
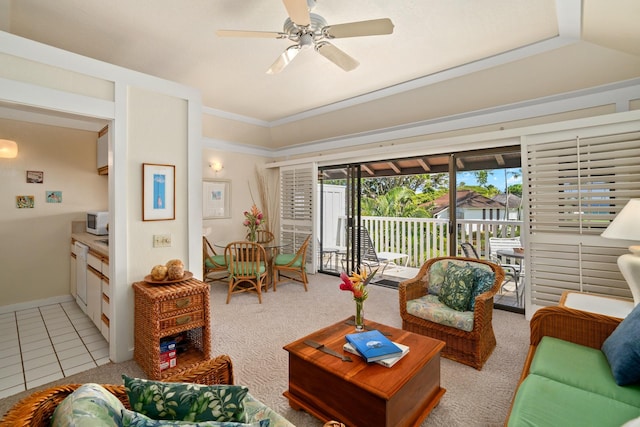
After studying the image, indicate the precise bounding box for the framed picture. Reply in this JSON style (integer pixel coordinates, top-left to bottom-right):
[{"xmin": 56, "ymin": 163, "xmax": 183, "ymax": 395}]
[
  {"xmin": 46, "ymin": 191, "xmax": 62, "ymax": 203},
  {"xmin": 203, "ymin": 179, "xmax": 231, "ymax": 219},
  {"xmin": 27, "ymin": 171, "xmax": 43, "ymax": 183},
  {"xmin": 142, "ymin": 163, "xmax": 175, "ymax": 221},
  {"xmin": 17, "ymin": 195, "xmax": 35, "ymax": 208}
]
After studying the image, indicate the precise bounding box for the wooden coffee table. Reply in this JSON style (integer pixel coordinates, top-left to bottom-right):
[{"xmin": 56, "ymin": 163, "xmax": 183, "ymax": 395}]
[{"xmin": 283, "ymin": 317, "xmax": 446, "ymax": 427}]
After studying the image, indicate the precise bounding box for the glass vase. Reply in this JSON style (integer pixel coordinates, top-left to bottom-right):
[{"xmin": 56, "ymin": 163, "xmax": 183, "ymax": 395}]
[
  {"xmin": 248, "ymin": 229, "xmax": 256, "ymax": 242},
  {"xmin": 355, "ymin": 300, "xmax": 365, "ymax": 332}
]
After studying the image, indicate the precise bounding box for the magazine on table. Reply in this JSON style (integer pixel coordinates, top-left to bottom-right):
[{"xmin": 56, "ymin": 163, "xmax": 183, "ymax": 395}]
[
  {"xmin": 345, "ymin": 329, "xmax": 403, "ymax": 362},
  {"xmin": 343, "ymin": 341, "xmax": 409, "ymax": 367}
]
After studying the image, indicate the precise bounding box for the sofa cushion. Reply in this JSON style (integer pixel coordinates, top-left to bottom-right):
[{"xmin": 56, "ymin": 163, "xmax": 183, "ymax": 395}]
[
  {"xmin": 531, "ymin": 336, "xmax": 640, "ymax": 407},
  {"xmin": 406, "ymin": 294, "xmax": 474, "ymax": 332},
  {"xmin": 51, "ymin": 383, "xmax": 125, "ymax": 427},
  {"xmin": 508, "ymin": 374, "xmax": 640, "ymax": 427},
  {"xmin": 468, "ymin": 265, "xmax": 495, "ymax": 310},
  {"xmin": 122, "ymin": 375, "xmax": 248, "ymax": 423},
  {"xmin": 438, "ymin": 262, "xmax": 475, "ymax": 311},
  {"xmin": 602, "ymin": 303, "xmax": 640, "ymax": 386},
  {"xmin": 121, "ymin": 409, "xmax": 268, "ymax": 427}
]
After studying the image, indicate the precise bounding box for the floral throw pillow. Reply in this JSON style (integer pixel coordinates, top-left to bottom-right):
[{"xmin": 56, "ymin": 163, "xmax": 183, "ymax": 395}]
[
  {"xmin": 122, "ymin": 375, "xmax": 248, "ymax": 423},
  {"xmin": 121, "ymin": 409, "xmax": 269, "ymax": 427},
  {"xmin": 438, "ymin": 263, "xmax": 475, "ymax": 312}
]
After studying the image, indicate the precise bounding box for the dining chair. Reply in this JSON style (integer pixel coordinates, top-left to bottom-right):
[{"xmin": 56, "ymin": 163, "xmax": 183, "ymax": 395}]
[
  {"xmin": 224, "ymin": 241, "xmax": 268, "ymax": 304},
  {"xmin": 202, "ymin": 236, "xmax": 228, "ymax": 284},
  {"xmin": 273, "ymin": 235, "xmax": 311, "ymax": 291},
  {"xmin": 489, "ymin": 237, "xmax": 523, "ymax": 304}
]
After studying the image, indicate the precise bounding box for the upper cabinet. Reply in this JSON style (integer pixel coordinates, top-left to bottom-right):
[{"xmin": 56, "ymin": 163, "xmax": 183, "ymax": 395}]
[{"xmin": 97, "ymin": 125, "xmax": 108, "ymax": 175}]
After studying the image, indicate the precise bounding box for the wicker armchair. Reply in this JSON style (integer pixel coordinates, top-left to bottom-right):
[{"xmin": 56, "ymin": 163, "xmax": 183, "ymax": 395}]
[
  {"xmin": 1, "ymin": 355, "xmax": 234, "ymax": 426},
  {"xmin": 399, "ymin": 256, "xmax": 504, "ymax": 370}
]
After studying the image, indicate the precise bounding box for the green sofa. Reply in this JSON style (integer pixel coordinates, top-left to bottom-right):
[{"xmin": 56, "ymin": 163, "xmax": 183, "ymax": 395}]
[{"xmin": 506, "ymin": 306, "xmax": 640, "ymax": 426}]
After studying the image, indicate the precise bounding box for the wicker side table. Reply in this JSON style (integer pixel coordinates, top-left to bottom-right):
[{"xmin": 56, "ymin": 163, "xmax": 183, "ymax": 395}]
[{"xmin": 133, "ymin": 278, "xmax": 212, "ymax": 380}]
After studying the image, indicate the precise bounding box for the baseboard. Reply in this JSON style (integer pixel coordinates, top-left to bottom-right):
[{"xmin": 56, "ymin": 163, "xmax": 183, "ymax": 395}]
[{"xmin": 0, "ymin": 294, "xmax": 75, "ymax": 314}]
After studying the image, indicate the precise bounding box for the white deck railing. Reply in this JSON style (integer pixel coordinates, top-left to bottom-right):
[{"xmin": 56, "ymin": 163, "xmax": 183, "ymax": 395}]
[{"xmin": 361, "ymin": 216, "xmax": 522, "ymax": 268}]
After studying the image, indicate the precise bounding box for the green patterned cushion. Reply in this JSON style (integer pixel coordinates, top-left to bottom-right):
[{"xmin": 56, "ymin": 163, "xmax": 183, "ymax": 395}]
[
  {"xmin": 406, "ymin": 294, "xmax": 474, "ymax": 332},
  {"xmin": 468, "ymin": 266, "xmax": 495, "ymax": 310},
  {"xmin": 438, "ymin": 262, "xmax": 475, "ymax": 311},
  {"xmin": 122, "ymin": 375, "xmax": 248, "ymax": 423},
  {"xmin": 121, "ymin": 409, "xmax": 269, "ymax": 427},
  {"xmin": 51, "ymin": 383, "xmax": 125, "ymax": 427}
]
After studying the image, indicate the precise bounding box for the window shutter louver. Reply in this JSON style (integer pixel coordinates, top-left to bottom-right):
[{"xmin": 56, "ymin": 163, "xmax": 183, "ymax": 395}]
[
  {"xmin": 525, "ymin": 127, "xmax": 640, "ymax": 307},
  {"xmin": 280, "ymin": 164, "xmax": 315, "ymax": 268}
]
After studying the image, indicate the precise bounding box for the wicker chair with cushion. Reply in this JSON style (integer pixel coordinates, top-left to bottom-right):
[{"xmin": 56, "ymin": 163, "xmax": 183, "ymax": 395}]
[
  {"xmin": 1, "ymin": 355, "xmax": 298, "ymax": 427},
  {"xmin": 225, "ymin": 241, "xmax": 268, "ymax": 304},
  {"xmin": 399, "ymin": 256, "xmax": 505, "ymax": 370},
  {"xmin": 273, "ymin": 235, "xmax": 311, "ymax": 291},
  {"xmin": 202, "ymin": 236, "xmax": 228, "ymax": 284}
]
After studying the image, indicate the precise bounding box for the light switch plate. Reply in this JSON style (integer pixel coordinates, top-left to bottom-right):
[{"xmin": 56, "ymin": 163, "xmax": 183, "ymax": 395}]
[{"xmin": 153, "ymin": 234, "xmax": 171, "ymax": 248}]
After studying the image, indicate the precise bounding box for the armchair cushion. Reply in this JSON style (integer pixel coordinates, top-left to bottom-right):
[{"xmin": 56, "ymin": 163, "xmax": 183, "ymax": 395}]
[
  {"xmin": 438, "ymin": 262, "xmax": 475, "ymax": 311},
  {"xmin": 602, "ymin": 303, "xmax": 640, "ymax": 386},
  {"xmin": 406, "ymin": 294, "xmax": 474, "ymax": 332},
  {"xmin": 122, "ymin": 375, "xmax": 249, "ymax": 422}
]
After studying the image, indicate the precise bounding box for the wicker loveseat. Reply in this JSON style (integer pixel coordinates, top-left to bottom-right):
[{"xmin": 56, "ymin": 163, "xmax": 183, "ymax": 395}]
[
  {"xmin": 399, "ymin": 256, "xmax": 504, "ymax": 370},
  {"xmin": 505, "ymin": 306, "xmax": 640, "ymax": 426},
  {"xmin": 0, "ymin": 355, "xmax": 294, "ymax": 427}
]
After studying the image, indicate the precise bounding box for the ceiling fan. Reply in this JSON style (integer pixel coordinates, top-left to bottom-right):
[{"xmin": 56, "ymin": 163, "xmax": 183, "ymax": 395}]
[{"xmin": 216, "ymin": 0, "xmax": 394, "ymax": 74}]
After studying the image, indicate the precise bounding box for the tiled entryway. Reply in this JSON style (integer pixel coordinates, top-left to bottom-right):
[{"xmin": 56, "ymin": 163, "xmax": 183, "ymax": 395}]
[{"xmin": 0, "ymin": 301, "xmax": 109, "ymax": 399}]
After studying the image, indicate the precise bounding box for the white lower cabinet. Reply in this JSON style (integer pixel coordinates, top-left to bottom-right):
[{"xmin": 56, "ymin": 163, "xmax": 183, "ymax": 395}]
[{"xmin": 86, "ymin": 266, "xmax": 102, "ymax": 328}]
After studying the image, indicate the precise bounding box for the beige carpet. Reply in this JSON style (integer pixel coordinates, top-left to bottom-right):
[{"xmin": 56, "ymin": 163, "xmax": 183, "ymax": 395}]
[{"xmin": 0, "ymin": 273, "xmax": 529, "ymax": 426}]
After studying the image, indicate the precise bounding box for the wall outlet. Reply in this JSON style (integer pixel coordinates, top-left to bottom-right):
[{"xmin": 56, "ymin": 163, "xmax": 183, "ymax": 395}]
[{"xmin": 153, "ymin": 234, "xmax": 171, "ymax": 248}]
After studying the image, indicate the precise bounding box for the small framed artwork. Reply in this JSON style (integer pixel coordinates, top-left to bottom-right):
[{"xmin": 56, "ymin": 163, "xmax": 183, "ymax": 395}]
[
  {"xmin": 203, "ymin": 179, "xmax": 231, "ymax": 219},
  {"xmin": 142, "ymin": 163, "xmax": 175, "ymax": 221},
  {"xmin": 17, "ymin": 195, "xmax": 35, "ymax": 208},
  {"xmin": 27, "ymin": 171, "xmax": 44, "ymax": 183},
  {"xmin": 46, "ymin": 191, "xmax": 62, "ymax": 203}
]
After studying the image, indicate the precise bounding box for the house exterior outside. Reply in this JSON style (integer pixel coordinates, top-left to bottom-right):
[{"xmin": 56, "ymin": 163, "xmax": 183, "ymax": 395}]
[{"xmin": 431, "ymin": 191, "xmax": 506, "ymax": 220}]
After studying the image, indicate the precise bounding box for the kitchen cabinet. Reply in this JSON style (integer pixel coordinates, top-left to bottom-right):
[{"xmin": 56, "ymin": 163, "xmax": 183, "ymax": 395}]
[
  {"xmin": 97, "ymin": 125, "xmax": 108, "ymax": 175},
  {"xmin": 88, "ymin": 249, "xmax": 110, "ymax": 341}
]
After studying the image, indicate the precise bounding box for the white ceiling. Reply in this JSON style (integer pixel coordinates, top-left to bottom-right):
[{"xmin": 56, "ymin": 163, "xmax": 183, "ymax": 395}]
[{"xmin": 2, "ymin": 0, "xmax": 640, "ymax": 127}]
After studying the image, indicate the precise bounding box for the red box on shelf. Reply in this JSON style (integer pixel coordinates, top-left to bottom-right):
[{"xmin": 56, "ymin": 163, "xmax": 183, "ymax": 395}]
[{"xmin": 160, "ymin": 350, "xmax": 177, "ymax": 371}]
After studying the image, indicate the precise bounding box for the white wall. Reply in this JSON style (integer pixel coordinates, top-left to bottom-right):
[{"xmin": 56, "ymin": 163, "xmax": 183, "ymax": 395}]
[
  {"xmin": 0, "ymin": 118, "xmax": 107, "ymax": 305},
  {"xmin": 201, "ymin": 148, "xmax": 272, "ymax": 245}
]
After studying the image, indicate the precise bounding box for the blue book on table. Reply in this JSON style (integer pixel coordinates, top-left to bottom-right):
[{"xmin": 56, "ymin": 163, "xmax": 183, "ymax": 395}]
[{"xmin": 345, "ymin": 329, "xmax": 403, "ymax": 363}]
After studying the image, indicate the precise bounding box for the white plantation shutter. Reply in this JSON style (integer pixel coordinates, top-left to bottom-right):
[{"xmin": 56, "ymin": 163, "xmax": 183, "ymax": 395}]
[
  {"xmin": 525, "ymin": 126, "xmax": 640, "ymax": 307},
  {"xmin": 280, "ymin": 163, "xmax": 316, "ymax": 270}
]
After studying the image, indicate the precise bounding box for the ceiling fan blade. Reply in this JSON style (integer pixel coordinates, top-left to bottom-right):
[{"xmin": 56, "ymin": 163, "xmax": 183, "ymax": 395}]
[
  {"xmin": 324, "ymin": 18, "xmax": 394, "ymax": 39},
  {"xmin": 316, "ymin": 42, "xmax": 359, "ymax": 71},
  {"xmin": 266, "ymin": 45, "xmax": 302, "ymax": 74},
  {"xmin": 282, "ymin": 0, "xmax": 311, "ymax": 26},
  {"xmin": 216, "ymin": 29, "xmax": 287, "ymax": 39}
]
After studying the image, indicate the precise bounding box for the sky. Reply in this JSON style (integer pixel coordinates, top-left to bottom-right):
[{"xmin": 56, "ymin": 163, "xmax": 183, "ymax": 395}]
[{"xmin": 457, "ymin": 168, "xmax": 522, "ymax": 192}]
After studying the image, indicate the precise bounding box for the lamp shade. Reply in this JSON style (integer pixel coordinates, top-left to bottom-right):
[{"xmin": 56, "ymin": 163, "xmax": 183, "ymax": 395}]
[
  {"xmin": 601, "ymin": 199, "xmax": 640, "ymax": 243},
  {"xmin": 0, "ymin": 139, "xmax": 18, "ymax": 158}
]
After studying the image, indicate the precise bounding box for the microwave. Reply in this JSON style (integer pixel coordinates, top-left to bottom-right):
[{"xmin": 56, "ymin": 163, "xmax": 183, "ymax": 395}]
[{"xmin": 87, "ymin": 211, "xmax": 109, "ymax": 235}]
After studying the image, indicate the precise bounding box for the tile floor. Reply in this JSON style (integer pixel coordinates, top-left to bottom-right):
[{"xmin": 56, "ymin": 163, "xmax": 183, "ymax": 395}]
[{"xmin": 0, "ymin": 301, "xmax": 109, "ymax": 399}]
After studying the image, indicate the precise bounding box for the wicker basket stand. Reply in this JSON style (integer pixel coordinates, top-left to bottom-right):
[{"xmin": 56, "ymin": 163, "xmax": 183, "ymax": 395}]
[{"xmin": 133, "ymin": 278, "xmax": 212, "ymax": 380}]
